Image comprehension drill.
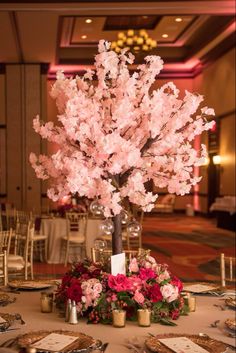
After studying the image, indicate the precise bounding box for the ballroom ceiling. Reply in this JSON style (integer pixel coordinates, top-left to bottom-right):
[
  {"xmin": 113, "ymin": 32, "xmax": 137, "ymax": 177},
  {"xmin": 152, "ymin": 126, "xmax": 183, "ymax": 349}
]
[{"xmin": 0, "ymin": 1, "xmax": 235, "ymax": 78}]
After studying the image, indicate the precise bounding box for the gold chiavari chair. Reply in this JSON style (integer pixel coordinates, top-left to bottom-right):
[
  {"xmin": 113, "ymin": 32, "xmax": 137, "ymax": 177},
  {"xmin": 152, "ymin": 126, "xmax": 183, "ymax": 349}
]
[
  {"xmin": 61, "ymin": 212, "xmax": 88, "ymax": 266},
  {"xmin": 0, "ymin": 229, "xmax": 13, "ymax": 286},
  {"xmin": 220, "ymin": 253, "xmax": 236, "ymax": 287},
  {"xmin": 8, "ymin": 220, "xmax": 34, "ymax": 280}
]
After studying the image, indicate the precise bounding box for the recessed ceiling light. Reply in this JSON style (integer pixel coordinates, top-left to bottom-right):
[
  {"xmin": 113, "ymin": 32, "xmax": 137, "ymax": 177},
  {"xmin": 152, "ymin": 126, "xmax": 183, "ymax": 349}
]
[
  {"xmin": 175, "ymin": 17, "xmax": 183, "ymax": 22},
  {"xmin": 162, "ymin": 34, "xmax": 169, "ymax": 38},
  {"xmin": 81, "ymin": 35, "xmax": 87, "ymax": 39},
  {"xmin": 85, "ymin": 18, "xmax": 92, "ymax": 24}
]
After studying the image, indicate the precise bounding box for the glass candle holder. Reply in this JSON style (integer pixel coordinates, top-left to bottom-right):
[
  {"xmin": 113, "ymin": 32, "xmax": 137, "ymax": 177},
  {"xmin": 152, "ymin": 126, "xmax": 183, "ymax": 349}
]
[
  {"xmin": 137, "ymin": 309, "xmax": 151, "ymax": 327},
  {"xmin": 40, "ymin": 292, "xmax": 53, "ymax": 313},
  {"xmin": 112, "ymin": 309, "xmax": 126, "ymax": 327}
]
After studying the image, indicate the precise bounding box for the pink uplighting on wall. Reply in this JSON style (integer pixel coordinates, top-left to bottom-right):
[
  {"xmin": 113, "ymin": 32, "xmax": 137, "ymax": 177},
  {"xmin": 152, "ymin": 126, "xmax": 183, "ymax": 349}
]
[{"xmin": 194, "ymin": 135, "xmax": 201, "ymax": 211}]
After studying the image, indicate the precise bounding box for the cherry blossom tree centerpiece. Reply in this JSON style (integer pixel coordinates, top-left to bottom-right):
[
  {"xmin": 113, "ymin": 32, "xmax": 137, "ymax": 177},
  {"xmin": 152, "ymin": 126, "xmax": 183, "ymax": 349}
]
[{"xmin": 30, "ymin": 40, "xmax": 214, "ymax": 255}]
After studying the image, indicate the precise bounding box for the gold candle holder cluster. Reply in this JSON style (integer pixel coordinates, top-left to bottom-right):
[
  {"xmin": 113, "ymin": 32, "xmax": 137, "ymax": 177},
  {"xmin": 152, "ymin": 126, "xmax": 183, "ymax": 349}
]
[{"xmin": 112, "ymin": 308, "xmax": 152, "ymax": 327}]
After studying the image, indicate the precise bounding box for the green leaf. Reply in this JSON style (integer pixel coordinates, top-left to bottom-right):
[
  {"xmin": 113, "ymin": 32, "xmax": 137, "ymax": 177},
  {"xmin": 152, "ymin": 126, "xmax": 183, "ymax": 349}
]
[{"xmin": 160, "ymin": 318, "xmax": 177, "ymax": 326}]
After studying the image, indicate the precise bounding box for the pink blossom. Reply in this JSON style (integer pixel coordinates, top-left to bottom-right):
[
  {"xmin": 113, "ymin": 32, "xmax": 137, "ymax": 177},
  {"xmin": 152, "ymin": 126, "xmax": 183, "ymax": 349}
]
[{"xmin": 30, "ymin": 40, "xmax": 214, "ymax": 216}]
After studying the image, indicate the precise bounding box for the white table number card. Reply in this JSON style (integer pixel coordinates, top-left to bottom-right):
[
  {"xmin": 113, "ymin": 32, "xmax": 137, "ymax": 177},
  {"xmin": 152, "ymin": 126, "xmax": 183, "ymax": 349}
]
[
  {"xmin": 158, "ymin": 337, "xmax": 209, "ymax": 353},
  {"xmin": 0, "ymin": 316, "xmax": 7, "ymax": 323},
  {"xmin": 32, "ymin": 333, "xmax": 78, "ymax": 352},
  {"xmin": 111, "ymin": 253, "xmax": 126, "ymax": 275}
]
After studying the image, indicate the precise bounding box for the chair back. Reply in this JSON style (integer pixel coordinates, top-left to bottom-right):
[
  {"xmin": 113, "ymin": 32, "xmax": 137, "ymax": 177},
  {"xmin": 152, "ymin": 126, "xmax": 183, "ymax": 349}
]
[
  {"xmin": 0, "ymin": 229, "xmax": 12, "ymax": 286},
  {"xmin": 66, "ymin": 212, "xmax": 88, "ymax": 240},
  {"xmin": 220, "ymin": 253, "xmax": 236, "ymax": 287},
  {"xmin": 0, "ymin": 229, "xmax": 13, "ymax": 254}
]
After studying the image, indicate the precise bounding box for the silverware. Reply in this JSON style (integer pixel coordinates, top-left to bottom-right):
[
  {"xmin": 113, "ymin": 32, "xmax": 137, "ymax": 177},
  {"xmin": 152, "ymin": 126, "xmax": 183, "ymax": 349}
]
[{"xmin": 100, "ymin": 343, "xmax": 109, "ymax": 352}]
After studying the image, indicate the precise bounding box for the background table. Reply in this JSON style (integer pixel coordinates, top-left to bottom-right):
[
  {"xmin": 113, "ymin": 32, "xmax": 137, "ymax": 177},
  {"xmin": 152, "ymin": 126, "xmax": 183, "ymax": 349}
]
[
  {"xmin": 41, "ymin": 217, "xmax": 103, "ymax": 263},
  {"xmin": 0, "ymin": 290, "xmax": 235, "ymax": 352}
]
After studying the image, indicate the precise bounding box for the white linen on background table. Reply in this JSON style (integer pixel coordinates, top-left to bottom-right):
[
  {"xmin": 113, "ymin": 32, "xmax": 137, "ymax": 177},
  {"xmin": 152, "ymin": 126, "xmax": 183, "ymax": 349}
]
[{"xmin": 41, "ymin": 217, "xmax": 102, "ymax": 263}]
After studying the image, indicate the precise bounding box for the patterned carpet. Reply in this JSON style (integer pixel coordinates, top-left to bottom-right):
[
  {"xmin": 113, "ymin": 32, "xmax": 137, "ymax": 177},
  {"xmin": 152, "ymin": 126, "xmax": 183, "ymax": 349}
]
[
  {"xmin": 34, "ymin": 214, "xmax": 235, "ymax": 283},
  {"xmin": 142, "ymin": 214, "xmax": 235, "ymax": 282}
]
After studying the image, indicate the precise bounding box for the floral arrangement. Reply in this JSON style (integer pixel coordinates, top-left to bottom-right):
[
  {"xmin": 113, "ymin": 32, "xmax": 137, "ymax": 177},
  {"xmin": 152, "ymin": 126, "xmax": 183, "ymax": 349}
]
[{"xmin": 56, "ymin": 253, "xmax": 188, "ymax": 325}]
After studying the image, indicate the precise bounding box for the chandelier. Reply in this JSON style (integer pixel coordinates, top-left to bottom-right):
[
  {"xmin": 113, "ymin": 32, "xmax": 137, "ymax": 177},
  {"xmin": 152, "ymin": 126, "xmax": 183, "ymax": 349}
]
[{"xmin": 111, "ymin": 29, "xmax": 157, "ymax": 54}]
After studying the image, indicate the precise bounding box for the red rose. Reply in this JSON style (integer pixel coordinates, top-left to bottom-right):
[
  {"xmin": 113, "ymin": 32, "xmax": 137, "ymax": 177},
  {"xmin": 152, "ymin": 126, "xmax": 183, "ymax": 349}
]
[
  {"xmin": 170, "ymin": 309, "xmax": 180, "ymax": 320},
  {"xmin": 148, "ymin": 283, "xmax": 163, "ymax": 302},
  {"xmin": 171, "ymin": 276, "xmax": 183, "ymax": 292},
  {"xmin": 108, "ymin": 274, "xmax": 131, "ymax": 292},
  {"xmin": 66, "ymin": 280, "xmax": 82, "ymax": 302}
]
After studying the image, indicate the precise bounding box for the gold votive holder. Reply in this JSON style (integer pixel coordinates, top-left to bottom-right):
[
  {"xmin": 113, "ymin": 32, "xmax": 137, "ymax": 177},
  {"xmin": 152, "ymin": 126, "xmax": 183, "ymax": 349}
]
[
  {"xmin": 112, "ymin": 309, "xmax": 126, "ymax": 327},
  {"xmin": 137, "ymin": 309, "xmax": 151, "ymax": 327},
  {"xmin": 188, "ymin": 296, "xmax": 196, "ymax": 312},
  {"xmin": 40, "ymin": 292, "xmax": 53, "ymax": 313}
]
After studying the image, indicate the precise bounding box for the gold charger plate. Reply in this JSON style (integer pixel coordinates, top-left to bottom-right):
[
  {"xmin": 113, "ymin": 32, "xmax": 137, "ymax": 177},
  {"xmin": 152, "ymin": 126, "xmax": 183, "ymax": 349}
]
[
  {"xmin": 8, "ymin": 280, "xmax": 55, "ymax": 290},
  {"xmin": 0, "ymin": 292, "xmax": 16, "ymax": 306},
  {"xmin": 145, "ymin": 334, "xmax": 234, "ymax": 353},
  {"xmin": 225, "ymin": 318, "xmax": 236, "ymax": 332},
  {"xmin": 225, "ymin": 297, "xmax": 236, "ymax": 310},
  {"xmin": 183, "ymin": 282, "xmax": 220, "ymax": 294},
  {"xmin": 15, "ymin": 330, "xmax": 100, "ymax": 353}
]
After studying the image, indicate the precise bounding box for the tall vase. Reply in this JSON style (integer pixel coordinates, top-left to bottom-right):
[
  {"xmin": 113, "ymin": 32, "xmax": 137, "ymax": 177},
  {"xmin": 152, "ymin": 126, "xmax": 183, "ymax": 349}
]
[{"xmin": 112, "ymin": 213, "xmax": 123, "ymax": 255}]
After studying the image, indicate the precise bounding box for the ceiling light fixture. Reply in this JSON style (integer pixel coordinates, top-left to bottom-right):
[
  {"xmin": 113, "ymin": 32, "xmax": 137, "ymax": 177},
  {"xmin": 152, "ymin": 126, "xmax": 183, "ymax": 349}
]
[
  {"xmin": 175, "ymin": 17, "xmax": 183, "ymax": 22},
  {"xmin": 111, "ymin": 29, "xmax": 157, "ymax": 54},
  {"xmin": 81, "ymin": 35, "xmax": 87, "ymax": 39},
  {"xmin": 85, "ymin": 19, "xmax": 92, "ymax": 24},
  {"xmin": 162, "ymin": 34, "xmax": 169, "ymax": 38}
]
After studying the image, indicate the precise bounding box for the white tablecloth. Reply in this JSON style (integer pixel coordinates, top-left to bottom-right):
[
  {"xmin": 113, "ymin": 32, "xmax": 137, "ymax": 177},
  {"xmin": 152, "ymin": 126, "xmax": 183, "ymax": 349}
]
[
  {"xmin": 41, "ymin": 217, "xmax": 102, "ymax": 263},
  {"xmin": 0, "ymin": 290, "xmax": 235, "ymax": 352}
]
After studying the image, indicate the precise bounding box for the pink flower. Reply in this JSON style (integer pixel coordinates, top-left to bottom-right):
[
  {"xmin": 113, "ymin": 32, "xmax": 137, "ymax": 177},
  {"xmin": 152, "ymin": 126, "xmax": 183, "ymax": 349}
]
[
  {"xmin": 133, "ymin": 290, "xmax": 145, "ymax": 304},
  {"xmin": 157, "ymin": 270, "xmax": 171, "ymax": 283},
  {"xmin": 160, "ymin": 284, "xmax": 179, "ymax": 303},
  {"xmin": 108, "ymin": 274, "xmax": 131, "ymax": 292},
  {"xmin": 129, "ymin": 276, "xmax": 143, "ymax": 292},
  {"xmin": 139, "ymin": 268, "xmax": 156, "ymax": 281},
  {"xmin": 129, "ymin": 258, "xmax": 139, "ymax": 273},
  {"xmin": 148, "ymin": 284, "xmax": 163, "ymax": 303}
]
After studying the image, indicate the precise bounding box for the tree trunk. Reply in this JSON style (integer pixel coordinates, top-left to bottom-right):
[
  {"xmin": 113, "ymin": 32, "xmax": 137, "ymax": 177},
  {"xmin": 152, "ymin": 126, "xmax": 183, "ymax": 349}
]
[{"xmin": 112, "ymin": 213, "xmax": 123, "ymax": 254}]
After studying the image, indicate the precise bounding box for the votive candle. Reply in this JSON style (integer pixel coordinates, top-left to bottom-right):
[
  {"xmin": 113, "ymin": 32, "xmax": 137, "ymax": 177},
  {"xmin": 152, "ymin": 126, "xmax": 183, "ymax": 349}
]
[
  {"xmin": 137, "ymin": 309, "xmax": 151, "ymax": 327},
  {"xmin": 112, "ymin": 309, "xmax": 126, "ymax": 327}
]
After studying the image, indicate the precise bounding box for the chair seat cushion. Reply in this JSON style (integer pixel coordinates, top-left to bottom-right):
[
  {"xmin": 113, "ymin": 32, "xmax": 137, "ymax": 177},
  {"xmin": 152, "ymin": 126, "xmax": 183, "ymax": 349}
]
[
  {"xmin": 8, "ymin": 254, "xmax": 24, "ymax": 262},
  {"xmin": 62, "ymin": 235, "xmax": 85, "ymax": 244},
  {"xmin": 8, "ymin": 259, "xmax": 31, "ymax": 270}
]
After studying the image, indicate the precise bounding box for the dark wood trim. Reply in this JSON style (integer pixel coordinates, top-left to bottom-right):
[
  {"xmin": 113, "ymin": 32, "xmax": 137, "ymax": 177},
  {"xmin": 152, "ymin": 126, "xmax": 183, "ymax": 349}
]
[
  {"xmin": 201, "ymin": 31, "xmax": 235, "ymax": 66},
  {"xmin": 0, "ymin": 194, "xmax": 7, "ymax": 198},
  {"xmin": 9, "ymin": 12, "xmax": 24, "ymax": 62},
  {"xmin": 40, "ymin": 63, "xmax": 50, "ymax": 75},
  {"xmin": 174, "ymin": 15, "xmax": 198, "ymax": 43},
  {"xmin": 217, "ymin": 109, "xmax": 236, "ymax": 120},
  {"xmin": 0, "ymin": 64, "xmax": 6, "ymax": 74},
  {"xmin": 0, "ymin": 124, "xmax": 6, "ymax": 129},
  {"xmin": 41, "ymin": 193, "xmax": 48, "ymax": 198}
]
